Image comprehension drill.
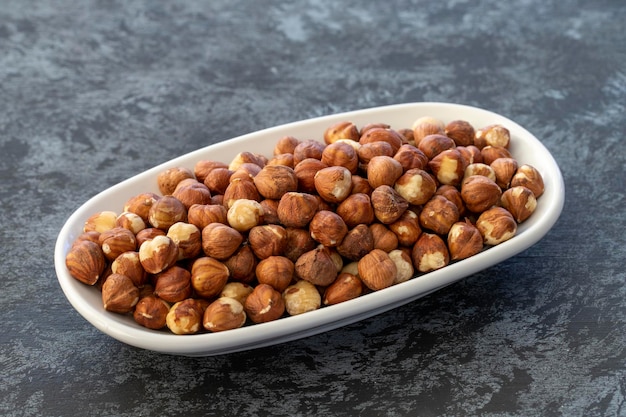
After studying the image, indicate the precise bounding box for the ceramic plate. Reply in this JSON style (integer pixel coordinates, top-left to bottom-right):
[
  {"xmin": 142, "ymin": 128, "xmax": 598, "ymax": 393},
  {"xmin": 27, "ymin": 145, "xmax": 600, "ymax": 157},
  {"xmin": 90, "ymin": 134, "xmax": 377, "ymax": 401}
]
[{"xmin": 54, "ymin": 102, "xmax": 565, "ymax": 356}]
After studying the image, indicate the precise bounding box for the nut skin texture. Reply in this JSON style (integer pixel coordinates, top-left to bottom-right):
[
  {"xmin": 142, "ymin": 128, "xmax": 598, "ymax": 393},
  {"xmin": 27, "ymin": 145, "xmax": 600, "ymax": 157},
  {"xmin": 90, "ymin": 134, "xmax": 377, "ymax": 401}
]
[
  {"xmin": 138, "ymin": 235, "xmax": 179, "ymax": 275},
  {"xmin": 166, "ymin": 299, "xmax": 205, "ymax": 335},
  {"xmin": 321, "ymin": 141, "xmax": 359, "ymax": 173},
  {"xmin": 389, "ymin": 210, "xmax": 422, "ymax": 247},
  {"xmin": 157, "ymin": 167, "xmax": 195, "ymax": 195},
  {"xmin": 123, "ymin": 193, "xmax": 160, "ymax": 224},
  {"xmin": 490, "ymin": 157, "xmax": 518, "ymax": 189},
  {"xmin": 244, "ymin": 284, "xmax": 285, "ymax": 324},
  {"xmin": 294, "ymin": 158, "xmax": 328, "ymax": 193},
  {"xmin": 248, "ymin": 224, "xmax": 287, "ymax": 259},
  {"xmin": 336, "ymin": 193, "xmax": 375, "ymax": 228},
  {"xmin": 412, "ymin": 116, "xmax": 445, "ymax": 145},
  {"xmin": 227, "ymin": 199, "xmax": 264, "ymax": 232},
  {"xmin": 351, "ymin": 175, "xmax": 373, "ymax": 195},
  {"xmin": 135, "ymin": 227, "xmax": 166, "ymax": 248},
  {"xmin": 418, "ymin": 134, "xmax": 455, "ymax": 160},
  {"xmin": 115, "ymin": 212, "xmax": 146, "ymax": 235},
  {"xmin": 394, "ymin": 168, "xmax": 437, "ymax": 206},
  {"xmin": 284, "ymin": 227, "xmax": 317, "ymax": 263},
  {"xmin": 323, "ymin": 121, "xmax": 360, "ymax": 144},
  {"xmin": 323, "ymin": 272, "xmax": 363, "ymax": 305},
  {"xmin": 201, "ymin": 223, "xmax": 243, "ymax": 260},
  {"xmin": 435, "ymin": 185, "xmax": 466, "ymax": 217},
  {"xmin": 357, "ymin": 141, "xmax": 395, "ymax": 168},
  {"xmin": 371, "ymin": 185, "xmax": 409, "ymax": 224},
  {"xmin": 99, "ymin": 227, "xmax": 137, "ymax": 261},
  {"xmin": 476, "ymin": 207, "xmax": 518, "ymax": 245},
  {"xmin": 190, "ymin": 257, "xmax": 229, "ymax": 299},
  {"xmin": 445, "ymin": 120, "xmax": 476, "ymax": 146},
  {"xmin": 193, "ymin": 159, "xmax": 229, "ymax": 183},
  {"xmin": 480, "ymin": 145, "xmax": 513, "ymax": 165},
  {"xmin": 309, "ymin": 210, "xmax": 348, "ymax": 247},
  {"xmin": 101, "ymin": 273, "xmax": 140, "ymax": 314},
  {"xmin": 167, "ymin": 221, "xmax": 202, "ymax": 260},
  {"xmin": 419, "ymin": 195, "xmax": 460, "ymax": 235},
  {"xmin": 148, "ymin": 195, "xmax": 187, "ymax": 231},
  {"xmin": 110, "ymin": 251, "xmax": 146, "ymax": 287},
  {"xmin": 461, "ymin": 175, "xmax": 503, "ymax": 213},
  {"xmin": 187, "ymin": 204, "xmax": 228, "ymax": 230},
  {"xmin": 314, "ymin": 166, "xmax": 353, "ymax": 203},
  {"xmin": 133, "ymin": 295, "xmax": 170, "ymax": 330},
  {"xmin": 255, "ymin": 256, "xmax": 295, "ymax": 292},
  {"xmin": 282, "ymin": 280, "xmax": 321, "ymax": 316},
  {"xmin": 277, "ymin": 192, "xmax": 319, "ymax": 228},
  {"xmin": 203, "ymin": 297, "xmax": 247, "ymax": 332},
  {"xmin": 154, "ymin": 265, "xmax": 192, "ymax": 303},
  {"xmin": 295, "ymin": 246, "xmax": 338, "ymax": 287},
  {"xmin": 359, "ymin": 127, "xmax": 404, "ymax": 154},
  {"xmin": 253, "ymin": 165, "xmax": 298, "ymax": 200},
  {"xmin": 428, "ymin": 148, "xmax": 468, "ymax": 187},
  {"xmin": 223, "ymin": 177, "xmax": 261, "ymax": 209},
  {"xmin": 358, "ymin": 249, "xmax": 397, "ymax": 291},
  {"xmin": 337, "ymin": 224, "xmax": 375, "ymax": 261},
  {"xmin": 65, "ymin": 240, "xmax": 107, "ymax": 285},
  {"xmin": 456, "ymin": 145, "xmax": 483, "ymax": 166},
  {"xmin": 203, "ymin": 167, "xmax": 233, "ymax": 195},
  {"xmin": 447, "ymin": 220, "xmax": 484, "ymax": 261},
  {"xmin": 511, "ymin": 164, "xmax": 545, "ymax": 198},
  {"xmin": 501, "ymin": 186, "xmax": 537, "ymax": 223},
  {"xmin": 223, "ymin": 245, "xmax": 257, "ymax": 283},
  {"xmin": 293, "ymin": 139, "xmax": 325, "ymax": 164},
  {"xmin": 464, "ymin": 163, "xmax": 497, "ymax": 182},
  {"xmin": 369, "ymin": 223, "xmax": 399, "ymax": 252},
  {"xmin": 411, "ymin": 233, "xmax": 450, "ymax": 273},
  {"xmin": 274, "ymin": 135, "xmax": 300, "ymax": 155},
  {"xmin": 367, "ymin": 155, "xmax": 404, "ymax": 188},
  {"xmin": 228, "ymin": 151, "xmax": 266, "ymax": 171}
]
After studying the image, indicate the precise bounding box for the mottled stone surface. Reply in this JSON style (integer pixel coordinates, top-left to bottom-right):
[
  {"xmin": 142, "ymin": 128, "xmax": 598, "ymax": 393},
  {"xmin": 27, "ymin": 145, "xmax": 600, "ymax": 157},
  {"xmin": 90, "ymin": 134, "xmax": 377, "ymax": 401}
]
[{"xmin": 1, "ymin": 1, "xmax": 625, "ymax": 416}]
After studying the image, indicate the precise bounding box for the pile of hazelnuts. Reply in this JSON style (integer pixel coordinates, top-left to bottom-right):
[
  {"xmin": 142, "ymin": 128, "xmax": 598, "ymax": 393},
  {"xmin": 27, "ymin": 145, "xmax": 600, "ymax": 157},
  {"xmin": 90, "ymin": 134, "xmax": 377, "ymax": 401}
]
[{"xmin": 65, "ymin": 116, "xmax": 544, "ymax": 335}]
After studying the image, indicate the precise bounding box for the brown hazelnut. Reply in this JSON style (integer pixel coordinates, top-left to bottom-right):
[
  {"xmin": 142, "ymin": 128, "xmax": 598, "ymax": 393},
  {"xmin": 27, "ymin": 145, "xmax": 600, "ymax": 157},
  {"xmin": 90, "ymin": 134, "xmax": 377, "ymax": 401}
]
[
  {"xmin": 314, "ymin": 166, "xmax": 353, "ymax": 203},
  {"xmin": 321, "ymin": 141, "xmax": 359, "ymax": 173},
  {"xmin": 223, "ymin": 245, "xmax": 257, "ymax": 283},
  {"xmin": 248, "ymin": 224, "xmax": 287, "ymax": 259},
  {"xmin": 187, "ymin": 204, "xmax": 228, "ymax": 230},
  {"xmin": 418, "ymin": 134, "xmax": 455, "ymax": 160},
  {"xmin": 135, "ymin": 227, "xmax": 166, "ymax": 248},
  {"xmin": 501, "ymin": 186, "xmax": 537, "ymax": 223},
  {"xmin": 65, "ymin": 240, "xmax": 106, "ymax": 285},
  {"xmin": 295, "ymin": 246, "xmax": 338, "ymax": 286},
  {"xmin": 203, "ymin": 297, "xmax": 247, "ymax": 332},
  {"xmin": 277, "ymin": 192, "xmax": 319, "ymax": 228},
  {"xmin": 154, "ymin": 265, "xmax": 192, "ymax": 303},
  {"xmin": 98, "ymin": 227, "xmax": 137, "ymax": 261},
  {"xmin": 227, "ymin": 199, "xmax": 264, "ymax": 232},
  {"xmin": 166, "ymin": 298, "xmax": 205, "ymax": 335},
  {"xmin": 123, "ymin": 193, "xmax": 161, "ymax": 224},
  {"xmin": 461, "ymin": 175, "xmax": 502, "ymax": 213},
  {"xmin": 323, "ymin": 272, "xmax": 363, "ymax": 305},
  {"xmin": 203, "ymin": 167, "xmax": 233, "ymax": 195},
  {"xmin": 293, "ymin": 139, "xmax": 325, "ymax": 164},
  {"xmin": 167, "ymin": 221, "xmax": 202, "ymax": 260},
  {"xmin": 294, "ymin": 158, "xmax": 328, "ymax": 193},
  {"xmin": 336, "ymin": 193, "xmax": 375, "ymax": 228},
  {"xmin": 357, "ymin": 141, "xmax": 395, "ymax": 168},
  {"xmin": 148, "ymin": 195, "xmax": 187, "ymax": 231},
  {"xmin": 267, "ymin": 153, "xmax": 295, "ymax": 168},
  {"xmin": 309, "ymin": 210, "xmax": 348, "ymax": 247},
  {"xmin": 490, "ymin": 157, "xmax": 518, "ymax": 189},
  {"xmin": 83, "ymin": 210, "xmax": 118, "ymax": 234},
  {"xmin": 476, "ymin": 207, "xmax": 517, "ymax": 245},
  {"xmin": 367, "ymin": 155, "xmax": 404, "ymax": 188},
  {"xmin": 190, "ymin": 257, "xmax": 229, "ymax": 299},
  {"xmin": 223, "ymin": 177, "xmax": 261, "ymax": 208},
  {"xmin": 324, "ymin": 121, "xmax": 360, "ymax": 144},
  {"xmin": 228, "ymin": 151, "xmax": 266, "ymax": 171},
  {"xmin": 428, "ymin": 148, "xmax": 468, "ymax": 187},
  {"xmin": 447, "ymin": 219, "xmax": 484, "ymax": 261},
  {"xmin": 359, "ymin": 127, "xmax": 404, "ymax": 154},
  {"xmin": 256, "ymin": 255, "xmax": 295, "ymax": 292},
  {"xmin": 371, "ymin": 185, "xmax": 409, "ymax": 224},
  {"xmin": 231, "ymin": 162, "xmax": 263, "ymax": 182},
  {"xmin": 282, "ymin": 280, "xmax": 321, "ymax": 316},
  {"xmin": 350, "ymin": 175, "xmax": 373, "ymax": 195},
  {"xmin": 259, "ymin": 199, "xmax": 280, "ymax": 225},
  {"xmin": 369, "ymin": 222, "xmax": 399, "ymax": 252},
  {"xmin": 283, "ymin": 227, "xmax": 317, "ymax": 263},
  {"xmin": 274, "ymin": 135, "xmax": 300, "ymax": 155},
  {"xmin": 389, "ymin": 209, "xmax": 422, "ymax": 247},
  {"xmin": 133, "ymin": 295, "xmax": 170, "ymax": 330},
  {"xmin": 510, "ymin": 164, "xmax": 544, "ymax": 198},
  {"xmin": 115, "ymin": 211, "xmax": 146, "ymax": 235},
  {"xmin": 193, "ymin": 160, "xmax": 228, "ymax": 183},
  {"xmin": 394, "ymin": 168, "xmax": 437, "ymax": 206},
  {"xmin": 434, "ymin": 185, "xmax": 466, "ymax": 216},
  {"xmin": 412, "ymin": 116, "xmax": 445, "ymax": 145},
  {"xmin": 157, "ymin": 167, "xmax": 194, "ymax": 196},
  {"xmin": 480, "ymin": 145, "xmax": 513, "ymax": 165},
  {"xmin": 172, "ymin": 180, "xmax": 212, "ymax": 210},
  {"xmin": 358, "ymin": 249, "xmax": 397, "ymax": 291},
  {"xmin": 101, "ymin": 273, "xmax": 139, "ymax": 314},
  {"xmin": 253, "ymin": 165, "xmax": 298, "ymax": 200},
  {"xmin": 397, "ymin": 128, "xmax": 415, "ymax": 145},
  {"xmin": 337, "ymin": 224, "xmax": 375, "ymax": 261},
  {"xmin": 464, "ymin": 163, "xmax": 497, "ymax": 183},
  {"xmin": 138, "ymin": 235, "xmax": 178, "ymax": 274},
  {"xmin": 445, "ymin": 120, "xmax": 476, "ymax": 146},
  {"xmin": 110, "ymin": 250, "xmax": 147, "ymax": 287},
  {"xmin": 244, "ymin": 283, "xmax": 285, "ymax": 324},
  {"xmin": 456, "ymin": 145, "xmax": 483, "ymax": 165},
  {"xmin": 419, "ymin": 195, "xmax": 460, "ymax": 235},
  {"xmin": 393, "ymin": 144, "xmax": 429, "ymax": 171},
  {"xmin": 411, "ymin": 233, "xmax": 450, "ymax": 273},
  {"xmin": 474, "ymin": 124, "xmax": 510, "ymax": 149},
  {"xmin": 201, "ymin": 223, "xmax": 243, "ymax": 260}
]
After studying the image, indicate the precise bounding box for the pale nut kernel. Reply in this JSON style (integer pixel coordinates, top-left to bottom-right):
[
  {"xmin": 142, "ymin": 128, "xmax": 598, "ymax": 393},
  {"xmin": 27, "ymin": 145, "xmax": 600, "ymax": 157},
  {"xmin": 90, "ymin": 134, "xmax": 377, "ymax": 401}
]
[
  {"xmin": 123, "ymin": 193, "xmax": 160, "ymax": 224},
  {"xmin": 244, "ymin": 283, "xmax": 285, "ymax": 324},
  {"xmin": 476, "ymin": 207, "xmax": 518, "ymax": 245},
  {"xmin": 490, "ymin": 157, "xmax": 518, "ymax": 189},
  {"xmin": 461, "ymin": 175, "xmax": 503, "ymax": 213},
  {"xmin": 500, "ymin": 186, "xmax": 537, "ymax": 223},
  {"xmin": 167, "ymin": 221, "xmax": 202, "ymax": 260},
  {"xmin": 190, "ymin": 256, "xmax": 229, "ymax": 299},
  {"xmin": 510, "ymin": 164, "xmax": 545, "ymax": 198},
  {"xmin": 411, "ymin": 233, "xmax": 450, "ymax": 273},
  {"xmin": 428, "ymin": 148, "xmax": 468, "ymax": 187},
  {"xmin": 321, "ymin": 141, "xmax": 359, "ymax": 173},
  {"xmin": 255, "ymin": 255, "xmax": 295, "ymax": 292},
  {"xmin": 110, "ymin": 250, "xmax": 146, "ymax": 287},
  {"xmin": 445, "ymin": 120, "xmax": 476, "ymax": 147},
  {"xmin": 138, "ymin": 235, "xmax": 179, "ymax": 274},
  {"xmin": 388, "ymin": 248, "xmax": 415, "ymax": 284},
  {"xmin": 277, "ymin": 192, "xmax": 319, "ymax": 228},
  {"xmin": 336, "ymin": 224, "xmax": 375, "ymax": 261},
  {"xmin": 388, "ymin": 210, "xmax": 422, "ymax": 247},
  {"xmin": 314, "ymin": 166, "xmax": 353, "ymax": 203},
  {"xmin": 248, "ymin": 224, "xmax": 287, "ymax": 259},
  {"xmin": 394, "ymin": 168, "xmax": 437, "ymax": 206},
  {"xmin": 157, "ymin": 167, "xmax": 195, "ymax": 196},
  {"xmin": 358, "ymin": 249, "xmax": 397, "ymax": 291},
  {"xmin": 203, "ymin": 297, "xmax": 247, "ymax": 332},
  {"xmin": 154, "ymin": 265, "xmax": 192, "ymax": 303},
  {"xmin": 187, "ymin": 204, "xmax": 228, "ymax": 230},
  {"xmin": 323, "ymin": 272, "xmax": 363, "ymax": 305},
  {"xmin": 295, "ymin": 246, "xmax": 339, "ymax": 287},
  {"xmin": 101, "ymin": 273, "xmax": 139, "ymax": 314},
  {"xmin": 115, "ymin": 211, "xmax": 146, "ymax": 235},
  {"xmin": 253, "ymin": 164, "xmax": 298, "ymax": 200},
  {"xmin": 65, "ymin": 240, "xmax": 106, "ymax": 285},
  {"xmin": 83, "ymin": 210, "xmax": 118, "ymax": 233},
  {"xmin": 228, "ymin": 151, "xmax": 266, "ymax": 171},
  {"xmin": 464, "ymin": 163, "xmax": 497, "ymax": 182},
  {"xmin": 283, "ymin": 280, "xmax": 321, "ymax": 316},
  {"xmin": 371, "ymin": 185, "xmax": 409, "ymax": 225},
  {"xmin": 474, "ymin": 124, "xmax": 511, "ymax": 149},
  {"xmin": 133, "ymin": 295, "xmax": 170, "ymax": 330},
  {"xmin": 369, "ymin": 223, "xmax": 399, "ymax": 252},
  {"xmin": 309, "ymin": 210, "xmax": 348, "ymax": 247},
  {"xmin": 227, "ymin": 198, "xmax": 264, "ymax": 232},
  {"xmin": 323, "ymin": 121, "xmax": 360, "ymax": 144},
  {"xmin": 336, "ymin": 193, "xmax": 375, "ymax": 228},
  {"xmin": 148, "ymin": 195, "xmax": 187, "ymax": 231},
  {"xmin": 417, "ymin": 134, "xmax": 455, "ymax": 160},
  {"xmin": 411, "ymin": 116, "xmax": 445, "ymax": 145},
  {"xmin": 340, "ymin": 261, "xmax": 360, "ymax": 276},
  {"xmin": 166, "ymin": 299, "xmax": 205, "ymax": 335},
  {"xmin": 447, "ymin": 219, "xmax": 484, "ymax": 261},
  {"xmin": 393, "ymin": 144, "xmax": 429, "ymax": 171},
  {"xmin": 201, "ymin": 223, "xmax": 243, "ymax": 260},
  {"xmin": 220, "ymin": 282, "xmax": 254, "ymax": 305},
  {"xmin": 294, "ymin": 158, "xmax": 328, "ymax": 193},
  {"xmin": 419, "ymin": 195, "xmax": 460, "ymax": 235},
  {"xmin": 367, "ymin": 155, "xmax": 404, "ymax": 188}
]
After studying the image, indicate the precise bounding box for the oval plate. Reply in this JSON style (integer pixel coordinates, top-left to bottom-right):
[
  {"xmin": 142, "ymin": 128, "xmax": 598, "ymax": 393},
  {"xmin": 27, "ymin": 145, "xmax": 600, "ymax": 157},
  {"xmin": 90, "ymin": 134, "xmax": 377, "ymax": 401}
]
[{"xmin": 54, "ymin": 102, "xmax": 565, "ymax": 356}]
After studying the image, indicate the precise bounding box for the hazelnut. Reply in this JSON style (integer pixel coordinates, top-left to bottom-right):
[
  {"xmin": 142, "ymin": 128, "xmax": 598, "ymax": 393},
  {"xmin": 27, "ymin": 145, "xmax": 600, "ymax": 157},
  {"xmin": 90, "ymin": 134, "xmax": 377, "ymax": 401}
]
[
  {"xmin": 510, "ymin": 164, "xmax": 544, "ymax": 198},
  {"xmin": 323, "ymin": 121, "xmax": 360, "ymax": 144},
  {"xmin": 294, "ymin": 158, "xmax": 328, "ymax": 193},
  {"xmin": 267, "ymin": 153, "xmax": 294, "ymax": 168},
  {"xmin": 148, "ymin": 195, "xmax": 187, "ymax": 231},
  {"xmin": 223, "ymin": 177, "xmax": 261, "ymax": 209},
  {"xmin": 83, "ymin": 210, "xmax": 118, "ymax": 234},
  {"xmin": 397, "ymin": 128, "xmax": 415, "ymax": 145},
  {"xmin": 388, "ymin": 248, "xmax": 415, "ymax": 284},
  {"xmin": 358, "ymin": 249, "xmax": 397, "ymax": 291},
  {"xmin": 393, "ymin": 144, "xmax": 429, "ymax": 171},
  {"xmin": 314, "ymin": 166, "xmax": 353, "ymax": 203},
  {"xmin": 274, "ymin": 135, "xmax": 300, "ymax": 155},
  {"xmin": 224, "ymin": 245, "xmax": 257, "ymax": 283},
  {"xmin": 359, "ymin": 127, "xmax": 404, "ymax": 154},
  {"xmin": 203, "ymin": 297, "xmax": 247, "ymax": 332},
  {"xmin": 283, "ymin": 280, "xmax": 321, "ymax": 316},
  {"xmin": 166, "ymin": 298, "xmax": 205, "ymax": 335},
  {"xmin": 244, "ymin": 283, "xmax": 285, "ymax": 324},
  {"xmin": 417, "ymin": 134, "xmax": 455, "ymax": 160},
  {"xmin": 309, "ymin": 210, "xmax": 348, "ymax": 247},
  {"xmin": 135, "ymin": 227, "xmax": 166, "ymax": 248},
  {"xmin": 187, "ymin": 204, "xmax": 228, "ymax": 230},
  {"xmin": 157, "ymin": 167, "xmax": 194, "ymax": 195},
  {"xmin": 65, "ymin": 240, "xmax": 106, "ymax": 285},
  {"xmin": 256, "ymin": 256, "xmax": 295, "ymax": 292},
  {"xmin": 190, "ymin": 256, "xmax": 229, "ymax": 299},
  {"xmin": 476, "ymin": 207, "xmax": 518, "ymax": 245},
  {"xmin": 461, "ymin": 175, "xmax": 502, "ymax": 213},
  {"xmin": 394, "ymin": 168, "xmax": 437, "ymax": 206},
  {"xmin": 220, "ymin": 282, "xmax": 254, "ymax": 305},
  {"xmin": 336, "ymin": 193, "xmax": 375, "ymax": 228},
  {"xmin": 389, "ymin": 210, "xmax": 422, "ymax": 247},
  {"xmin": 456, "ymin": 145, "xmax": 483, "ymax": 165},
  {"xmin": 253, "ymin": 165, "xmax": 298, "ymax": 200},
  {"xmin": 337, "ymin": 224, "xmax": 375, "ymax": 261},
  {"xmin": 490, "ymin": 157, "xmax": 518, "ymax": 189},
  {"xmin": 259, "ymin": 199, "xmax": 280, "ymax": 225},
  {"xmin": 110, "ymin": 250, "xmax": 146, "ymax": 287},
  {"xmin": 321, "ymin": 141, "xmax": 359, "ymax": 173},
  {"xmin": 367, "ymin": 155, "xmax": 404, "ymax": 188},
  {"xmin": 370, "ymin": 185, "xmax": 409, "ymax": 224},
  {"xmin": 228, "ymin": 151, "xmax": 266, "ymax": 171},
  {"xmin": 193, "ymin": 159, "xmax": 228, "ymax": 183},
  {"xmin": 72, "ymin": 231, "xmax": 101, "ymax": 247},
  {"xmin": 293, "ymin": 139, "xmax": 325, "ymax": 164},
  {"xmin": 172, "ymin": 180, "xmax": 212, "ymax": 209},
  {"xmin": 501, "ymin": 186, "xmax": 537, "ymax": 223},
  {"xmin": 295, "ymin": 246, "xmax": 338, "ymax": 286},
  {"xmin": 411, "ymin": 233, "xmax": 450, "ymax": 273},
  {"xmin": 248, "ymin": 224, "xmax": 287, "ymax": 259},
  {"xmin": 98, "ymin": 227, "xmax": 137, "ymax": 261},
  {"xmin": 435, "ymin": 185, "xmax": 466, "ymax": 217},
  {"xmin": 167, "ymin": 221, "xmax": 202, "ymax": 260},
  {"xmin": 419, "ymin": 195, "xmax": 460, "ymax": 235},
  {"xmin": 411, "ymin": 116, "xmax": 445, "ymax": 145},
  {"xmin": 445, "ymin": 120, "xmax": 475, "ymax": 146},
  {"xmin": 428, "ymin": 148, "xmax": 468, "ymax": 187},
  {"xmin": 138, "ymin": 235, "xmax": 178, "ymax": 274},
  {"xmin": 447, "ymin": 219, "xmax": 484, "ymax": 261},
  {"xmin": 464, "ymin": 163, "xmax": 497, "ymax": 183},
  {"xmin": 154, "ymin": 265, "xmax": 192, "ymax": 303},
  {"xmin": 357, "ymin": 141, "xmax": 395, "ymax": 168},
  {"xmin": 277, "ymin": 192, "xmax": 319, "ymax": 228},
  {"xmin": 283, "ymin": 227, "xmax": 317, "ymax": 263},
  {"xmin": 369, "ymin": 222, "xmax": 399, "ymax": 252},
  {"xmin": 133, "ymin": 295, "xmax": 170, "ymax": 330},
  {"xmin": 350, "ymin": 175, "xmax": 373, "ymax": 195},
  {"xmin": 203, "ymin": 167, "xmax": 233, "ymax": 195},
  {"xmin": 201, "ymin": 223, "xmax": 243, "ymax": 260},
  {"xmin": 227, "ymin": 199, "xmax": 264, "ymax": 232},
  {"xmin": 480, "ymin": 145, "xmax": 512, "ymax": 165},
  {"xmin": 323, "ymin": 272, "xmax": 363, "ymax": 305},
  {"xmin": 474, "ymin": 124, "xmax": 510, "ymax": 149},
  {"xmin": 115, "ymin": 211, "xmax": 146, "ymax": 235},
  {"xmin": 101, "ymin": 273, "xmax": 139, "ymax": 314},
  {"xmin": 123, "ymin": 193, "xmax": 160, "ymax": 224}
]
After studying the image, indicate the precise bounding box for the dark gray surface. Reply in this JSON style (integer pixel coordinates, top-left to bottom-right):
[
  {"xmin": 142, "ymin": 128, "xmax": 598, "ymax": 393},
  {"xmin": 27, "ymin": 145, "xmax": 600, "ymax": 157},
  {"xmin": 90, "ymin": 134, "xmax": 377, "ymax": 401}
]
[{"xmin": 1, "ymin": 1, "xmax": 625, "ymax": 416}]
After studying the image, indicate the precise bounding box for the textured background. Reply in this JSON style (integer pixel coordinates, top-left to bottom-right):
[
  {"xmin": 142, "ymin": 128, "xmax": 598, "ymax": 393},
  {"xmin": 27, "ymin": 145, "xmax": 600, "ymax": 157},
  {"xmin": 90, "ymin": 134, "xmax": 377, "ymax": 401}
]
[{"xmin": 1, "ymin": 1, "xmax": 625, "ymax": 416}]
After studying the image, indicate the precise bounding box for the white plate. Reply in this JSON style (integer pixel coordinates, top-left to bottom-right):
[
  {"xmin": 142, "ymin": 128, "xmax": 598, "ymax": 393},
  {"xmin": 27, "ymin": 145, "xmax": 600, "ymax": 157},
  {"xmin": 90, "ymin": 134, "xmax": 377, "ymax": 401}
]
[{"xmin": 54, "ymin": 102, "xmax": 565, "ymax": 356}]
